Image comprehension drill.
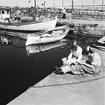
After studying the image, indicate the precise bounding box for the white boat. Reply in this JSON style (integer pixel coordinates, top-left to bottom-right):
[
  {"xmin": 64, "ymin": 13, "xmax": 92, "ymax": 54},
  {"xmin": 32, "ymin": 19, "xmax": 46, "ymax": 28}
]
[
  {"xmin": 25, "ymin": 25, "xmax": 69, "ymax": 46},
  {"xmin": 0, "ymin": 13, "xmax": 57, "ymax": 32},
  {"xmin": 26, "ymin": 40, "xmax": 67, "ymax": 55},
  {"xmin": 97, "ymin": 36, "xmax": 105, "ymax": 44}
]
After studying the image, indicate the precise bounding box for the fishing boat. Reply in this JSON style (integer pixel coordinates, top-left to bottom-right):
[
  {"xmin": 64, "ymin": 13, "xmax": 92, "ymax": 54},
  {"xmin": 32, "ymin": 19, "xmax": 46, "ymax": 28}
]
[
  {"xmin": 25, "ymin": 25, "xmax": 69, "ymax": 46},
  {"xmin": 26, "ymin": 40, "xmax": 67, "ymax": 55},
  {"xmin": 0, "ymin": 0, "xmax": 57, "ymax": 32},
  {"xmin": 0, "ymin": 15, "xmax": 57, "ymax": 32}
]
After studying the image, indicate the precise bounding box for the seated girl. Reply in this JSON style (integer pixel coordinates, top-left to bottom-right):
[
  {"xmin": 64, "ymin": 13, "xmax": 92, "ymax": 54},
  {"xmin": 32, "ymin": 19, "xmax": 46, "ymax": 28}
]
[{"xmin": 54, "ymin": 40, "xmax": 83, "ymax": 74}]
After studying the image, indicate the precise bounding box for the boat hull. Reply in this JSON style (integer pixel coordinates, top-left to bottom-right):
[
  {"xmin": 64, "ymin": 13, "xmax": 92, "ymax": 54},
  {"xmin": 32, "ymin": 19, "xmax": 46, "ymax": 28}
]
[
  {"xmin": 26, "ymin": 25, "xmax": 69, "ymax": 46},
  {"xmin": 0, "ymin": 17, "xmax": 57, "ymax": 32}
]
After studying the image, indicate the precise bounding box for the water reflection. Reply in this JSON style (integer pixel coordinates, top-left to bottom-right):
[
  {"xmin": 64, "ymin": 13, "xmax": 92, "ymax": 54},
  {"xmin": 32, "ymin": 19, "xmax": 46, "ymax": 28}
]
[
  {"xmin": 0, "ymin": 35, "xmax": 26, "ymax": 48},
  {"xmin": 0, "ymin": 34, "xmax": 100, "ymax": 54},
  {"xmin": 26, "ymin": 39, "xmax": 67, "ymax": 55},
  {"xmin": 0, "ymin": 35, "xmax": 68, "ymax": 56}
]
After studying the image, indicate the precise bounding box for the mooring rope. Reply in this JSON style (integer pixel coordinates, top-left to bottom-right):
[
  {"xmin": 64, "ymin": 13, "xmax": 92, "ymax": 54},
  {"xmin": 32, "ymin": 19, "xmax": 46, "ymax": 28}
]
[{"xmin": 29, "ymin": 74, "xmax": 105, "ymax": 89}]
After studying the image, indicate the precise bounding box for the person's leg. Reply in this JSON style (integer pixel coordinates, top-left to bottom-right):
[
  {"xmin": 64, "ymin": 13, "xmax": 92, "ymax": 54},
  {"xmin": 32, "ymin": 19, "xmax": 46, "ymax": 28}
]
[
  {"xmin": 93, "ymin": 66, "xmax": 101, "ymax": 75},
  {"xmin": 54, "ymin": 58, "xmax": 68, "ymax": 74},
  {"xmin": 71, "ymin": 64, "xmax": 84, "ymax": 74},
  {"xmin": 61, "ymin": 65, "xmax": 72, "ymax": 74},
  {"xmin": 54, "ymin": 58, "xmax": 77, "ymax": 74},
  {"xmin": 80, "ymin": 64, "xmax": 94, "ymax": 74}
]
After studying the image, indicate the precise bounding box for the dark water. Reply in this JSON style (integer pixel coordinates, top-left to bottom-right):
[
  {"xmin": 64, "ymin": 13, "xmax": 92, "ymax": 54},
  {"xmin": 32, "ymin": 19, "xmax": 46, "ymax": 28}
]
[{"xmin": 0, "ymin": 33, "xmax": 99, "ymax": 104}]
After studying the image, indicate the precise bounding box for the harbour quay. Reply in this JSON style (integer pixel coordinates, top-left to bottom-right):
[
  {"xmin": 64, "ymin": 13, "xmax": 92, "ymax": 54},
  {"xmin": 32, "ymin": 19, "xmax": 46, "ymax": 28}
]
[{"xmin": 8, "ymin": 45, "xmax": 105, "ymax": 105}]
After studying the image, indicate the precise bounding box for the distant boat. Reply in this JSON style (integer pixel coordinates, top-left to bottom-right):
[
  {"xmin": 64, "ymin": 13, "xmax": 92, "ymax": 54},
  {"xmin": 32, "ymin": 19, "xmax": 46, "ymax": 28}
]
[
  {"xmin": 97, "ymin": 36, "xmax": 105, "ymax": 44},
  {"xmin": 25, "ymin": 25, "xmax": 69, "ymax": 46},
  {"xmin": 26, "ymin": 40, "xmax": 67, "ymax": 55},
  {"xmin": 0, "ymin": 15, "xmax": 57, "ymax": 32}
]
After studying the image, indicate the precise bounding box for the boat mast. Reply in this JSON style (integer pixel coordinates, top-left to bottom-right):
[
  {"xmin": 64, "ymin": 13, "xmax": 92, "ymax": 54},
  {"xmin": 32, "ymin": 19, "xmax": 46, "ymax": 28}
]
[
  {"xmin": 33, "ymin": 0, "xmax": 36, "ymax": 21},
  {"xmin": 72, "ymin": 0, "xmax": 74, "ymax": 12},
  {"xmin": 62, "ymin": 0, "xmax": 64, "ymax": 8},
  {"xmin": 43, "ymin": 1, "xmax": 45, "ymax": 8},
  {"xmin": 93, "ymin": 0, "xmax": 95, "ymax": 10},
  {"xmin": 81, "ymin": 0, "xmax": 83, "ymax": 9},
  {"xmin": 102, "ymin": 0, "xmax": 104, "ymax": 20},
  {"xmin": 34, "ymin": 0, "xmax": 36, "ymax": 8},
  {"xmin": 102, "ymin": 0, "xmax": 104, "ymax": 11},
  {"xmin": 53, "ymin": 0, "xmax": 54, "ymax": 8}
]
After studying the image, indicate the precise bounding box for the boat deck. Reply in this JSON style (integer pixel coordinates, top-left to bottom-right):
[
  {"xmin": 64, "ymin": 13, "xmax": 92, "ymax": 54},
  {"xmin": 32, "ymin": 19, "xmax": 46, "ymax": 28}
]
[{"xmin": 8, "ymin": 42, "xmax": 105, "ymax": 105}]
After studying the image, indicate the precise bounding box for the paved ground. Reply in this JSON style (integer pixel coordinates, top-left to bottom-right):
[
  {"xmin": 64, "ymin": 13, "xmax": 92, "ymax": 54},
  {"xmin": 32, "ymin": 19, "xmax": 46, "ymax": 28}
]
[{"xmin": 8, "ymin": 43, "xmax": 105, "ymax": 105}]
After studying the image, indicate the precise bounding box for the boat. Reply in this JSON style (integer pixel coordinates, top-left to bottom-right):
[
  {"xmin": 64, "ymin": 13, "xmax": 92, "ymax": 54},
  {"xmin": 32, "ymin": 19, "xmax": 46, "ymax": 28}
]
[
  {"xmin": 0, "ymin": 15, "xmax": 57, "ymax": 32},
  {"xmin": 26, "ymin": 39, "xmax": 67, "ymax": 55},
  {"xmin": 25, "ymin": 25, "xmax": 70, "ymax": 46},
  {"xmin": 97, "ymin": 36, "xmax": 105, "ymax": 44}
]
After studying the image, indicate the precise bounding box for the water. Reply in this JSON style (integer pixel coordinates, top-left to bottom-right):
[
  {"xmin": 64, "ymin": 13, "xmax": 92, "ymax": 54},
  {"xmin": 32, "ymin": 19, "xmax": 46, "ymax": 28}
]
[{"xmin": 0, "ymin": 33, "xmax": 99, "ymax": 104}]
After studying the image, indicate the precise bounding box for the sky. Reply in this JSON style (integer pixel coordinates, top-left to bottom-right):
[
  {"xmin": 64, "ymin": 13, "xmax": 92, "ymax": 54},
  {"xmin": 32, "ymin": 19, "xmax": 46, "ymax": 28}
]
[{"xmin": 0, "ymin": 0, "xmax": 104, "ymax": 7}]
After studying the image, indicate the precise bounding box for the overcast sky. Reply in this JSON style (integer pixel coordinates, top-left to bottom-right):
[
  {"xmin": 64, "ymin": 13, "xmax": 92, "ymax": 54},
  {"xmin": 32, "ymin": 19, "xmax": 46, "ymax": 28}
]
[{"xmin": 0, "ymin": 0, "xmax": 104, "ymax": 7}]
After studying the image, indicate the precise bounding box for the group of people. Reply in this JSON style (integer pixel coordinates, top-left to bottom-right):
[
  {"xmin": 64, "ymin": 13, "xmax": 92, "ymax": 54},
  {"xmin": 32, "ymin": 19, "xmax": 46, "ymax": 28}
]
[{"xmin": 54, "ymin": 40, "xmax": 101, "ymax": 76}]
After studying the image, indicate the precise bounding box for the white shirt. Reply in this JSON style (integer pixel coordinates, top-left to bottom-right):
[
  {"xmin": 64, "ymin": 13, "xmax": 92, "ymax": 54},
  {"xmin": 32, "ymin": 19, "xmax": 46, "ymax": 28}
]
[
  {"xmin": 91, "ymin": 52, "xmax": 101, "ymax": 66},
  {"xmin": 62, "ymin": 8, "xmax": 66, "ymax": 13},
  {"xmin": 68, "ymin": 46, "xmax": 82, "ymax": 62}
]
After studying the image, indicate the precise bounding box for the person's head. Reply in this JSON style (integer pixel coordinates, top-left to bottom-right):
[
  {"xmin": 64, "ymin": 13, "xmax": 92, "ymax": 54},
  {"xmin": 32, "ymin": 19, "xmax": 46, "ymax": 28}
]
[
  {"xmin": 85, "ymin": 46, "xmax": 94, "ymax": 56},
  {"xmin": 72, "ymin": 39, "xmax": 78, "ymax": 46},
  {"xmin": 88, "ymin": 49, "xmax": 94, "ymax": 57},
  {"xmin": 71, "ymin": 40, "xmax": 78, "ymax": 51},
  {"xmin": 86, "ymin": 46, "xmax": 90, "ymax": 52},
  {"xmin": 71, "ymin": 45, "xmax": 77, "ymax": 51}
]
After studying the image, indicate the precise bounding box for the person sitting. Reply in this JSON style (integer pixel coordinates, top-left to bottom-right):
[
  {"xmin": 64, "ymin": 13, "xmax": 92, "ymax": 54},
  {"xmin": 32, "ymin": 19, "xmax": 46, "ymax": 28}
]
[
  {"xmin": 62, "ymin": 8, "xmax": 66, "ymax": 19},
  {"xmin": 72, "ymin": 46, "xmax": 101, "ymax": 76},
  {"xmin": 62, "ymin": 13, "xmax": 66, "ymax": 19},
  {"xmin": 54, "ymin": 40, "xmax": 83, "ymax": 74}
]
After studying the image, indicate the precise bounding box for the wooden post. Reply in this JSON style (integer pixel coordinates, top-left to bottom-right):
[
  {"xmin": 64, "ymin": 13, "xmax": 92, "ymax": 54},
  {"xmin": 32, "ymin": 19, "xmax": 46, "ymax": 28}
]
[{"xmin": 82, "ymin": 0, "xmax": 83, "ymax": 9}]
